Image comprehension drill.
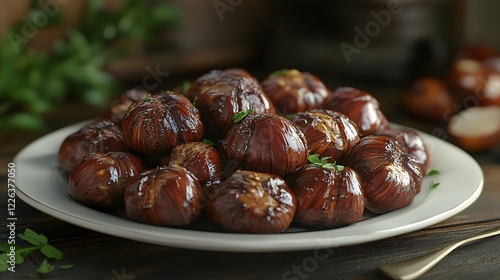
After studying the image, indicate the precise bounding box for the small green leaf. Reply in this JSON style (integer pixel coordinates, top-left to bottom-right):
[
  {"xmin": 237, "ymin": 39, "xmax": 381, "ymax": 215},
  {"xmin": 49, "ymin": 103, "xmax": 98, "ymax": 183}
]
[
  {"xmin": 0, "ymin": 254, "xmax": 8, "ymax": 272},
  {"xmin": 308, "ymin": 154, "xmax": 344, "ymax": 172},
  {"xmin": 269, "ymin": 69, "xmax": 288, "ymax": 77},
  {"xmin": 202, "ymin": 139, "xmax": 215, "ymax": 146},
  {"xmin": 0, "ymin": 243, "xmax": 11, "ymax": 252},
  {"xmin": 59, "ymin": 264, "xmax": 74, "ymax": 270},
  {"xmin": 427, "ymin": 169, "xmax": 441, "ymax": 176},
  {"xmin": 36, "ymin": 259, "xmax": 55, "ymax": 274},
  {"xmin": 232, "ymin": 109, "xmax": 253, "ymax": 123},
  {"xmin": 41, "ymin": 244, "xmax": 63, "ymax": 260},
  {"xmin": 285, "ymin": 114, "xmax": 296, "ymax": 119},
  {"xmin": 181, "ymin": 80, "xmax": 191, "ymax": 95},
  {"xmin": 192, "ymin": 95, "xmax": 198, "ymax": 106},
  {"xmin": 430, "ymin": 181, "xmax": 440, "ymax": 190},
  {"xmin": 18, "ymin": 229, "xmax": 48, "ymax": 246}
]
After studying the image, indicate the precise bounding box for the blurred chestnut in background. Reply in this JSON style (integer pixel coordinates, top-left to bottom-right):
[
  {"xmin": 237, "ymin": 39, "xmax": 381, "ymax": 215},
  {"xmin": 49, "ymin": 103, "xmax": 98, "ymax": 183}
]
[
  {"xmin": 448, "ymin": 59, "xmax": 500, "ymax": 107},
  {"xmin": 122, "ymin": 91, "xmax": 204, "ymax": 157},
  {"xmin": 401, "ymin": 77, "xmax": 455, "ymax": 122},
  {"xmin": 221, "ymin": 113, "xmax": 308, "ymax": 176},
  {"xmin": 261, "ymin": 69, "xmax": 330, "ymax": 115},
  {"xmin": 287, "ymin": 164, "xmax": 364, "ymax": 228},
  {"xmin": 161, "ymin": 141, "xmax": 223, "ymax": 193},
  {"xmin": 125, "ymin": 165, "xmax": 205, "ymax": 227},
  {"xmin": 185, "ymin": 69, "xmax": 275, "ymax": 138},
  {"xmin": 374, "ymin": 128, "xmax": 431, "ymax": 174},
  {"xmin": 100, "ymin": 89, "xmax": 150, "ymax": 125},
  {"xmin": 456, "ymin": 45, "xmax": 498, "ymax": 62},
  {"xmin": 68, "ymin": 152, "xmax": 146, "ymax": 210},
  {"xmin": 346, "ymin": 135, "xmax": 424, "ymax": 214},
  {"xmin": 58, "ymin": 119, "xmax": 127, "ymax": 173},
  {"xmin": 447, "ymin": 106, "xmax": 500, "ymax": 152},
  {"xmin": 322, "ymin": 87, "xmax": 389, "ymax": 136},
  {"xmin": 291, "ymin": 110, "xmax": 360, "ymax": 164},
  {"xmin": 206, "ymin": 170, "xmax": 296, "ymax": 233}
]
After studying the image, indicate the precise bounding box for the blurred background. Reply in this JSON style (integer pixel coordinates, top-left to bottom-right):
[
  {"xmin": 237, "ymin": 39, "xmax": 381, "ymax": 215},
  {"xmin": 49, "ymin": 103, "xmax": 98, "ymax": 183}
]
[{"xmin": 1, "ymin": 0, "xmax": 500, "ymax": 131}]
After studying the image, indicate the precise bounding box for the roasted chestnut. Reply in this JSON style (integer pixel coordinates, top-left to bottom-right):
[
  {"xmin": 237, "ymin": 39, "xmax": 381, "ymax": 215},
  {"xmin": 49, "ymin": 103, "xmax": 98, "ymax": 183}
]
[
  {"xmin": 58, "ymin": 119, "xmax": 127, "ymax": 173},
  {"xmin": 221, "ymin": 113, "xmax": 308, "ymax": 176},
  {"xmin": 161, "ymin": 141, "xmax": 223, "ymax": 192},
  {"xmin": 124, "ymin": 165, "xmax": 205, "ymax": 227},
  {"xmin": 68, "ymin": 152, "xmax": 146, "ymax": 210},
  {"xmin": 261, "ymin": 69, "xmax": 331, "ymax": 114},
  {"xmin": 401, "ymin": 77, "xmax": 455, "ymax": 122},
  {"xmin": 374, "ymin": 128, "xmax": 431, "ymax": 174},
  {"xmin": 100, "ymin": 89, "xmax": 150, "ymax": 125},
  {"xmin": 287, "ymin": 163, "xmax": 364, "ymax": 228},
  {"xmin": 122, "ymin": 91, "xmax": 204, "ymax": 157},
  {"xmin": 346, "ymin": 135, "xmax": 424, "ymax": 214},
  {"xmin": 206, "ymin": 170, "xmax": 296, "ymax": 233},
  {"xmin": 291, "ymin": 109, "xmax": 360, "ymax": 163},
  {"xmin": 322, "ymin": 87, "xmax": 389, "ymax": 136},
  {"xmin": 449, "ymin": 59, "xmax": 500, "ymax": 107},
  {"xmin": 185, "ymin": 68, "xmax": 275, "ymax": 138}
]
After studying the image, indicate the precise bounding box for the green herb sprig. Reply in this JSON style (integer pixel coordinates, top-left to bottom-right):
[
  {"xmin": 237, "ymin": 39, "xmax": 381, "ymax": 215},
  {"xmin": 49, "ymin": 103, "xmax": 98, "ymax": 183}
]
[
  {"xmin": 308, "ymin": 154, "xmax": 345, "ymax": 172},
  {"xmin": 0, "ymin": 228, "xmax": 72, "ymax": 274},
  {"xmin": 232, "ymin": 108, "xmax": 253, "ymax": 123},
  {"xmin": 0, "ymin": 0, "xmax": 181, "ymax": 131}
]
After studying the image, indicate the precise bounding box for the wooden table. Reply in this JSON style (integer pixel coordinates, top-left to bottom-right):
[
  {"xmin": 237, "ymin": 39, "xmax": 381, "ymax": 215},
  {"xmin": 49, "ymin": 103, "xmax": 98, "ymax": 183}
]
[{"xmin": 1, "ymin": 88, "xmax": 500, "ymax": 280}]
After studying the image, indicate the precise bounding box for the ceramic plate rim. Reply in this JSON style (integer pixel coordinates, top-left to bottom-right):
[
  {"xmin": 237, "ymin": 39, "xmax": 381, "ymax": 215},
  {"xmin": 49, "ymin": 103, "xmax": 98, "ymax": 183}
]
[{"xmin": 14, "ymin": 120, "xmax": 484, "ymax": 252}]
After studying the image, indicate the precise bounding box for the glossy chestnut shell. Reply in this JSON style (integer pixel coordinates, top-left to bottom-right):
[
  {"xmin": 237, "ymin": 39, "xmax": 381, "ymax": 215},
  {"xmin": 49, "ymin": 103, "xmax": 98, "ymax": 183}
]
[
  {"xmin": 221, "ymin": 113, "xmax": 309, "ymax": 176},
  {"xmin": 322, "ymin": 87, "xmax": 389, "ymax": 136},
  {"xmin": 287, "ymin": 164, "xmax": 364, "ymax": 227},
  {"xmin": 346, "ymin": 135, "xmax": 424, "ymax": 214},
  {"xmin": 449, "ymin": 59, "xmax": 500, "ymax": 107},
  {"xmin": 401, "ymin": 77, "xmax": 455, "ymax": 122},
  {"xmin": 161, "ymin": 141, "xmax": 223, "ymax": 192},
  {"xmin": 124, "ymin": 165, "xmax": 205, "ymax": 227},
  {"xmin": 374, "ymin": 128, "xmax": 431, "ymax": 174},
  {"xmin": 122, "ymin": 91, "xmax": 204, "ymax": 156},
  {"xmin": 261, "ymin": 69, "xmax": 331, "ymax": 114},
  {"xmin": 58, "ymin": 119, "xmax": 127, "ymax": 173},
  {"xmin": 68, "ymin": 152, "xmax": 146, "ymax": 210},
  {"xmin": 185, "ymin": 68, "xmax": 275, "ymax": 138},
  {"xmin": 100, "ymin": 89, "xmax": 150, "ymax": 125},
  {"xmin": 291, "ymin": 109, "xmax": 360, "ymax": 163},
  {"xmin": 206, "ymin": 170, "xmax": 297, "ymax": 233}
]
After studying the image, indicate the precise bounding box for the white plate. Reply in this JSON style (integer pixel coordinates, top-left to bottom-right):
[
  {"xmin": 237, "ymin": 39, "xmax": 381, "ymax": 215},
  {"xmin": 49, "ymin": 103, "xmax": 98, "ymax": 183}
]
[{"xmin": 14, "ymin": 121, "xmax": 484, "ymax": 252}]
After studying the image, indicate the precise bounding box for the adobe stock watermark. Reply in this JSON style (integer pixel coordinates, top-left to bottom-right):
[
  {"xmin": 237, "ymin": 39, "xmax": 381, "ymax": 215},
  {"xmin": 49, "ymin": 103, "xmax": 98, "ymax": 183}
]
[
  {"xmin": 134, "ymin": 64, "xmax": 170, "ymax": 92},
  {"xmin": 339, "ymin": 0, "xmax": 413, "ymax": 64},
  {"xmin": 7, "ymin": 0, "xmax": 71, "ymax": 54},
  {"xmin": 281, "ymin": 238, "xmax": 337, "ymax": 280},
  {"xmin": 213, "ymin": 0, "xmax": 244, "ymax": 21}
]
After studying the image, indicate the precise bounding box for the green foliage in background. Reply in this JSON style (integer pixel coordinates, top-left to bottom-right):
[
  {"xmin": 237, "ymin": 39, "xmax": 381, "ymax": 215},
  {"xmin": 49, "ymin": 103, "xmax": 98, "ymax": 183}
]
[{"xmin": 0, "ymin": 0, "xmax": 181, "ymax": 130}]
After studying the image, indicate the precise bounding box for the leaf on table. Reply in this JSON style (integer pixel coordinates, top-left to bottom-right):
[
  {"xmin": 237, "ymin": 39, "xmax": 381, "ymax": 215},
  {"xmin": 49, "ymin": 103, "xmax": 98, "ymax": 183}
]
[
  {"xmin": 36, "ymin": 259, "xmax": 55, "ymax": 274},
  {"xmin": 18, "ymin": 228, "xmax": 48, "ymax": 246},
  {"xmin": 41, "ymin": 244, "xmax": 64, "ymax": 260}
]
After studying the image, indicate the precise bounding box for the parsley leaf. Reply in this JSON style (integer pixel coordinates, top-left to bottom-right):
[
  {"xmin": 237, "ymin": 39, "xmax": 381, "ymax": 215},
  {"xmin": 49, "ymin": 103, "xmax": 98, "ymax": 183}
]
[
  {"xmin": 308, "ymin": 154, "xmax": 345, "ymax": 172},
  {"xmin": 427, "ymin": 169, "xmax": 441, "ymax": 176},
  {"xmin": 18, "ymin": 228, "xmax": 48, "ymax": 246},
  {"xmin": 202, "ymin": 139, "xmax": 215, "ymax": 146},
  {"xmin": 232, "ymin": 108, "xmax": 253, "ymax": 123},
  {"xmin": 181, "ymin": 80, "xmax": 191, "ymax": 95},
  {"xmin": 430, "ymin": 181, "xmax": 440, "ymax": 190},
  {"xmin": 269, "ymin": 69, "xmax": 288, "ymax": 77},
  {"xmin": 41, "ymin": 244, "xmax": 64, "ymax": 260},
  {"xmin": 59, "ymin": 264, "xmax": 74, "ymax": 270},
  {"xmin": 36, "ymin": 259, "xmax": 55, "ymax": 274}
]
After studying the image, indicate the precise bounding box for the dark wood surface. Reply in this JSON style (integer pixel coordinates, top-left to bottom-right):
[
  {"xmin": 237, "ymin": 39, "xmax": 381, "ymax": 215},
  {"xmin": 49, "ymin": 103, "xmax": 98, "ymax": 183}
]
[{"xmin": 1, "ymin": 88, "xmax": 500, "ymax": 280}]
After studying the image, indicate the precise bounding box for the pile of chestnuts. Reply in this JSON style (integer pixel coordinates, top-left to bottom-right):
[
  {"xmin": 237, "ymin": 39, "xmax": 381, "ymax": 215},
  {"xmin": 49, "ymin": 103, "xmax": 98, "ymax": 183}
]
[{"xmin": 59, "ymin": 68, "xmax": 429, "ymax": 234}]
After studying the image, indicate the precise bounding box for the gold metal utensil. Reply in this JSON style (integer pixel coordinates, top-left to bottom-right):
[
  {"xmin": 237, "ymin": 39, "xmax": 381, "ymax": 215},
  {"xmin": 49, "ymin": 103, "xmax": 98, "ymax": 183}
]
[{"xmin": 379, "ymin": 225, "xmax": 500, "ymax": 280}]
